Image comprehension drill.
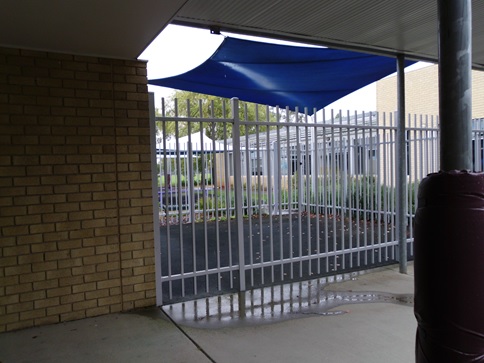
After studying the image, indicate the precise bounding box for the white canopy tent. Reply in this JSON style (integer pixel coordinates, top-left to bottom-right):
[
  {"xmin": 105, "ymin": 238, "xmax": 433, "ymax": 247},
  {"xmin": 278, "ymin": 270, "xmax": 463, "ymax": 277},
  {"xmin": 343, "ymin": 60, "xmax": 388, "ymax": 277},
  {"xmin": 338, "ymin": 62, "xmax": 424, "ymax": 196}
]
[{"xmin": 156, "ymin": 130, "xmax": 228, "ymax": 154}]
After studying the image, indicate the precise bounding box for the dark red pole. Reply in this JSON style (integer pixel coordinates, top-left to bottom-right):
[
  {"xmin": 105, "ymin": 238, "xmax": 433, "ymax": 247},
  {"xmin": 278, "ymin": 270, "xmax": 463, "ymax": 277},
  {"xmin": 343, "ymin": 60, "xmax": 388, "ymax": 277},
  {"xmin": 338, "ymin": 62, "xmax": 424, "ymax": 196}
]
[
  {"xmin": 414, "ymin": 1, "xmax": 484, "ymax": 362},
  {"xmin": 414, "ymin": 171, "xmax": 484, "ymax": 362}
]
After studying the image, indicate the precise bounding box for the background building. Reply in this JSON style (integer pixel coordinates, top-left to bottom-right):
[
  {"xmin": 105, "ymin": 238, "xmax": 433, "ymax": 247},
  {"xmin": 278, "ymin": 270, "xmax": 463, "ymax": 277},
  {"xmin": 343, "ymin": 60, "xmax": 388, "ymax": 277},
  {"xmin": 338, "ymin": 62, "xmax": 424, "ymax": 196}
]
[{"xmin": 377, "ymin": 64, "xmax": 484, "ymax": 118}]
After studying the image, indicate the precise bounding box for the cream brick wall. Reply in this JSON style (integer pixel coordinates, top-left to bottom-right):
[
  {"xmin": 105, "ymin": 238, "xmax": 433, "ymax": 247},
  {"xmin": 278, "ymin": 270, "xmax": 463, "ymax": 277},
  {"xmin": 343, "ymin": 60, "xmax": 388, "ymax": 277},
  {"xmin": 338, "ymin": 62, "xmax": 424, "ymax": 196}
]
[
  {"xmin": 377, "ymin": 64, "xmax": 484, "ymax": 119},
  {"xmin": 0, "ymin": 47, "xmax": 155, "ymax": 332},
  {"xmin": 376, "ymin": 65, "xmax": 484, "ymax": 181}
]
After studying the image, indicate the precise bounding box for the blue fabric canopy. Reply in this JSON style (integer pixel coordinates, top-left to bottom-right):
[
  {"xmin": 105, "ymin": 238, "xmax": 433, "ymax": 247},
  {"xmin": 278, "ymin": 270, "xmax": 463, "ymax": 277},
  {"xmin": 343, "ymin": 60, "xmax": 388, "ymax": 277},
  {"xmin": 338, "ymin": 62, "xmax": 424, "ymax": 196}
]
[{"xmin": 149, "ymin": 37, "xmax": 414, "ymax": 111}]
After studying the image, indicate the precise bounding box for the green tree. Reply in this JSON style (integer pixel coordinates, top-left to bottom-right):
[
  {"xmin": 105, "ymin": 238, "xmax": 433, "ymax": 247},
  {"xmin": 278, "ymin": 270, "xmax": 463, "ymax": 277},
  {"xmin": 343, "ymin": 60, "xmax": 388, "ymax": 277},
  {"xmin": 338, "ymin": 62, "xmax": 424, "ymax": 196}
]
[{"xmin": 157, "ymin": 90, "xmax": 284, "ymax": 140}]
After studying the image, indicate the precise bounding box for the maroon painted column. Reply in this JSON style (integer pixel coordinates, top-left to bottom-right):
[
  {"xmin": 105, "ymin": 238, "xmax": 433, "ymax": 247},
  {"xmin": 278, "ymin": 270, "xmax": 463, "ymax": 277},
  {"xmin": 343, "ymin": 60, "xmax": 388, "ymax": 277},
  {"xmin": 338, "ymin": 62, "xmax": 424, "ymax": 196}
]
[
  {"xmin": 414, "ymin": 171, "xmax": 484, "ymax": 361},
  {"xmin": 414, "ymin": 1, "xmax": 483, "ymax": 361}
]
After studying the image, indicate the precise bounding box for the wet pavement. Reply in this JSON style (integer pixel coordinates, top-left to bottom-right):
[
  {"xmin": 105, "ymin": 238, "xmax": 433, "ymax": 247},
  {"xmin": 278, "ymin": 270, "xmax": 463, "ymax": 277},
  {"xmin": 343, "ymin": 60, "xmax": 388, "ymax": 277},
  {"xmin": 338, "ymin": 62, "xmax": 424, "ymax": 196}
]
[
  {"xmin": 0, "ymin": 263, "xmax": 415, "ymax": 363},
  {"xmin": 163, "ymin": 269, "xmax": 414, "ymax": 329}
]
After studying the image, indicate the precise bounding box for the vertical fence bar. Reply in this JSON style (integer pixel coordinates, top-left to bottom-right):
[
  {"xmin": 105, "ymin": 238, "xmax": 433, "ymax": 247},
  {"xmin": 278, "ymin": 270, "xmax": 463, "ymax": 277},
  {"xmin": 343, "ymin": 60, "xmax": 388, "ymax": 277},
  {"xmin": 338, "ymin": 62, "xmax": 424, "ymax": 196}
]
[
  {"xmin": 173, "ymin": 100, "xmax": 186, "ymax": 297},
  {"xmin": 296, "ymin": 108, "xmax": 303, "ymax": 278},
  {"xmin": 330, "ymin": 110, "xmax": 337, "ymax": 271},
  {"xmin": 361, "ymin": 115, "xmax": 368, "ymax": 266},
  {"xmin": 149, "ymin": 93, "xmax": 163, "ymax": 306},
  {"xmin": 354, "ymin": 127, "xmax": 361, "ymax": 266},
  {"xmin": 222, "ymin": 116, "xmax": 234, "ymax": 288},
  {"xmin": 210, "ymin": 110, "xmax": 222, "ymax": 291},
  {"xmin": 419, "ymin": 115, "xmax": 425, "ymax": 181},
  {"xmin": 369, "ymin": 116, "xmax": 376, "ymax": 265},
  {"xmin": 186, "ymin": 103, "xmax": 197, "ymax": 296},
  {"xmin": 382, "ymin": 112, "xmax": 389, "ymax": 261},
  {"xmin": 396, "ymin": 54, "xmax": 408, "ymax": 273},
  {"xmin": 390, "ymin": 113, "xmax": 396, "ymax": 259},
  {"xmin": 338, "ymin": 111, "xmax": 345, "ymax": 270},
  {"xmin": 313, "ymin": 109, "xmax": 321, "ymax": 274},
  {"xmin": 346, "ymin": 111, "xmax": 354, "ymax": 268},
  {"xmin": 198, "ymin": 103, "xmax": 210, "ymax": 294},
  {"xmin": 161, "ymin": 101, "xmax": 173, "ymax": 299},
  {"xmin": 410, "ymin": 115, "xmax": 418, "ymax": 255},
  {"xmin": 435, "ymin": 115, "xmax": 439, "ymax": 171},
  {"xmin": 256, "ymin": 122, "xmax": 264, "ymax": 285},
  {"xmin": 286, "ymin": 119, "xmax": 294, "ymax": 279},
  {"xmin": 322, "ymin": 110, "xmax": 329, "ymax": 273},
  {"xmin": 231, "ymin": 98, "xmax": 246, "ymax": 293},
  {"xmin": 304, "ymin": 109, "xmax": 312, "ymax": 276},
  {"xmin": 266, "ymin": 110, "xmax": 274, "ymax": 283},
  {"xmin": 275, "ymin": 109, "xmax": 284, "ymax": 282},
  {"xmin": 375, "ymin": 113, "xmax": 383, "ymax": 263},
  {"xmin": 245, "ymin": 116, "xmax": 254, "ymax": 287}
]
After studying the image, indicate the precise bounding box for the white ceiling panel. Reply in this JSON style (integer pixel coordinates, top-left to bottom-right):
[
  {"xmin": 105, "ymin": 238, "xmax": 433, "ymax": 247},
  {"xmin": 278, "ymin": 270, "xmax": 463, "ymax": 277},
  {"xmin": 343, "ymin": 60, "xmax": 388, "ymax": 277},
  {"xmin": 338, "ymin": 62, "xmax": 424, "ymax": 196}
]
[
  {"xmin": 0, "ymin": 0, "xmax": 188, "ymax": 59},
  {"xmin": 173, "ymin": 0, "xmax": 484, "ymax": 69},
  {"xmin": 0, "ymin": 0, "xmax": 483, "ymax": 70}
]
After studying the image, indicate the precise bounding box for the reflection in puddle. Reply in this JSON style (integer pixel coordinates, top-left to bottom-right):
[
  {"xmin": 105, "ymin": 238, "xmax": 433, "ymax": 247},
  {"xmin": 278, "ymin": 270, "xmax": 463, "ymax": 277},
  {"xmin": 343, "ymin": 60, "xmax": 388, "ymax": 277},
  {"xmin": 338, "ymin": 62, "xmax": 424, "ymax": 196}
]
[{"xmin": 162, "ymin": 275, "xmax": 413, "ymax": 328}]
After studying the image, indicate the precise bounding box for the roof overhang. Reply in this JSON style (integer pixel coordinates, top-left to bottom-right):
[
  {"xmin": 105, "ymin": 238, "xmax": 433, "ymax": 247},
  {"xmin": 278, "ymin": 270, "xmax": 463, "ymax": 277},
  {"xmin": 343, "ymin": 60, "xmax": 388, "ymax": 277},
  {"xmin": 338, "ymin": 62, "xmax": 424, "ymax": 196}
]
[
  {"xmin": 172, "ymin": 0, "xmax": 484, "ymax": 70},
  {"xmin": 0, "ymin": 0, "xmax": 483, "ymax": 70},
  {"xmin": 0, "ymin": 0, "xmax": 188, "ymax": 59}
]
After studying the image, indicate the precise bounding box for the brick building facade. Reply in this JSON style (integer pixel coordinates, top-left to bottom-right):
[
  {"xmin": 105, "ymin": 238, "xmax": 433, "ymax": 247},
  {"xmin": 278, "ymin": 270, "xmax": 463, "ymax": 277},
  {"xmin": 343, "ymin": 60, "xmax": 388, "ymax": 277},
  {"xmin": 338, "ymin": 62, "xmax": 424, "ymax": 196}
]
[
  {"xmin": 0, "ymin": 47, "xmax": 156, "ymax": 332},
  {"xmin": 377, "ymin": 64, "xmax": 484, "ymax": 119}
]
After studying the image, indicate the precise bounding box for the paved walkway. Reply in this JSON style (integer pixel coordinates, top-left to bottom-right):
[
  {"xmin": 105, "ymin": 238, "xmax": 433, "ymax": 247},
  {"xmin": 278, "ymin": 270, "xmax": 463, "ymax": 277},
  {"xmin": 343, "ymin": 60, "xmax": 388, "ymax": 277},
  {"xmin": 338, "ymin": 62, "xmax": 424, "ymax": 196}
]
[{"xmin": 0, "ymin": 263, "xmax": 415, "ymax": 363}]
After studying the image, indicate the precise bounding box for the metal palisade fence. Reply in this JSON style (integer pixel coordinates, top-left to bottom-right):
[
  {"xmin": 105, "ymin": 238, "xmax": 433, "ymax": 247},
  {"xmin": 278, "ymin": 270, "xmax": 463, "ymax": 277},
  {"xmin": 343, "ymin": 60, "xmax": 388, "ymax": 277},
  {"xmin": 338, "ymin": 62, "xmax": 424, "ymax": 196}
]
[{"xmin": 151, "ymin": 96, "xmax": 484, "ymax": 305}]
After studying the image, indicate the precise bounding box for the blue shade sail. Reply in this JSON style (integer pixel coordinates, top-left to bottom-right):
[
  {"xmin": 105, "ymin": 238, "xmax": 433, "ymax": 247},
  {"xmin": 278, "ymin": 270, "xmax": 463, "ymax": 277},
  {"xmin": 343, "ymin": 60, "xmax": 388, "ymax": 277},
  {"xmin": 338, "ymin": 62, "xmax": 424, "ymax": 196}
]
[{"xmin": 149, "ymin": 37, "xmax": 415, "ymax": 111}]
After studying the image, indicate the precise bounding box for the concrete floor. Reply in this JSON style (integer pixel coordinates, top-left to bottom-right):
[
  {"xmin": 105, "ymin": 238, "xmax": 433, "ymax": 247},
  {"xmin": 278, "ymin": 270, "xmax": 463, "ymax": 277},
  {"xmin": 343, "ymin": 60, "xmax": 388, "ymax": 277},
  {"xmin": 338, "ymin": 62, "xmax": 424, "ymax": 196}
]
[{"xmin": 0, "ymin": 263, "xmax": 415, "ymax": 363}]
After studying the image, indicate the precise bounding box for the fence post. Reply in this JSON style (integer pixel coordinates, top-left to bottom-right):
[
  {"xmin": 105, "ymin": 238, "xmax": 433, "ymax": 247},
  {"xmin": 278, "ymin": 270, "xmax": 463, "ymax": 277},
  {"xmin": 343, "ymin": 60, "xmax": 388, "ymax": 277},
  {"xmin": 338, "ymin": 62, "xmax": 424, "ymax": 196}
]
[
  {"xmin": 396, "ymin": 54, "xmax": 408, "ymax": 274},
  {"xmin": 273, "ymin": 141, "xmax": 280, "ymax": 212},
  {"xmin": 149, "ymin": 93, "xmax": 163, "ymax": 305},
  {"xmin": 231, "ymin": 98, "xmax": 246, "ymax": 294}
]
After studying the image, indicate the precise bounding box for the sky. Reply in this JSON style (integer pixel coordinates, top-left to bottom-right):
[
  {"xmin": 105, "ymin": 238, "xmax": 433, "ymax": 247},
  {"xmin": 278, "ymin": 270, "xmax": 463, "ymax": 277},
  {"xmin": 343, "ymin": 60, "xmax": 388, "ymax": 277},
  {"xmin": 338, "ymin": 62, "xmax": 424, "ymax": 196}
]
[{"xmin": 139, "ymin": 24, "xmax": 432, "ymax": 112}]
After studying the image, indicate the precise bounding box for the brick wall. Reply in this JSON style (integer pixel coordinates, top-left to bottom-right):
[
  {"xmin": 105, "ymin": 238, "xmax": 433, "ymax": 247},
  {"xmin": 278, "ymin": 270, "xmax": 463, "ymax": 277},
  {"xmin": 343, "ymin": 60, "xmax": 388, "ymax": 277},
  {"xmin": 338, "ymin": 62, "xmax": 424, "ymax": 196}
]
[
  {"xmin": 0, "ymin": 47, "xmax": 156, "ymax": 332},
  {"xmin": 377, "ymin": 64, "xmax": 484, "ymax": 119}
]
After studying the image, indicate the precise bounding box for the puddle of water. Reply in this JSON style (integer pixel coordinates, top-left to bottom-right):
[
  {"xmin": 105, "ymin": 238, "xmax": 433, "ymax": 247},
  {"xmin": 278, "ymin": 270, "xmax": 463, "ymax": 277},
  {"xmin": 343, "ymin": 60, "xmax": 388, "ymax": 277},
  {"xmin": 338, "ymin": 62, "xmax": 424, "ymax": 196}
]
[{"xmin": 162, "ymin": 275, "xmax": 414, "ymax": 328}]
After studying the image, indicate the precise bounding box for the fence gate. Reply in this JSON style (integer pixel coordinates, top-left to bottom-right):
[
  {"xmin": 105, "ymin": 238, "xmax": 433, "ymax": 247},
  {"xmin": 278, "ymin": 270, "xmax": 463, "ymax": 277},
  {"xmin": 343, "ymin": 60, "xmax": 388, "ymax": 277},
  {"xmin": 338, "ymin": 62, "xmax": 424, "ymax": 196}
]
[{"xmin": 150, "ymin": 96, "xmax": 483, "ymax": 306}]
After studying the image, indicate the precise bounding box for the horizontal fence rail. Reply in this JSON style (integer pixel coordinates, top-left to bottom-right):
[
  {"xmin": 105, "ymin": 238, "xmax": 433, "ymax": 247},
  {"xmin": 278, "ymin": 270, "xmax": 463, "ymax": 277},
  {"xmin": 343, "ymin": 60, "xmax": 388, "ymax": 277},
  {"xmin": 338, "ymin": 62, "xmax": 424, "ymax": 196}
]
[{"xmin": 152, "ymin": 97, "xmax": 484, "ymax": 305}]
